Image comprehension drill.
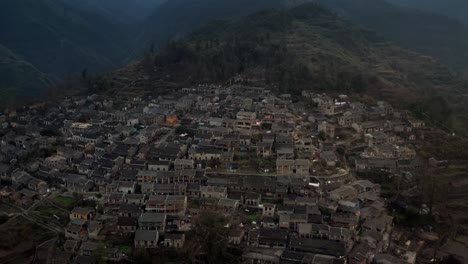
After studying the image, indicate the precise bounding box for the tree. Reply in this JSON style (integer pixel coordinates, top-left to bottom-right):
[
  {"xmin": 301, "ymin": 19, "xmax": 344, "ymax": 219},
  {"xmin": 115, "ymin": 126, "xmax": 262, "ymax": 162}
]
[
  {"xmin": 133, "ymin": 248, "xmax": 151, "ymax": 264},
  {"xmin": 81, "ymin": 68, "xmax": 88, "ymax": 81},
  {"xmin": 187, "ymin": 211, "xmax": 241, "ymax": 264},
  {"xmin": 318, "ymin": 131, "xmax": 327, "ymax": 140}
]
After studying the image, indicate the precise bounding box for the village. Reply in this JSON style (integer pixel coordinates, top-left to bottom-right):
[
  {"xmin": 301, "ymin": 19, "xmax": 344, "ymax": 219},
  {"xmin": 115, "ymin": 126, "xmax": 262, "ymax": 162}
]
[{"xmin": 0, "ymin": 84, "xmax": 450, "ymax": 263}]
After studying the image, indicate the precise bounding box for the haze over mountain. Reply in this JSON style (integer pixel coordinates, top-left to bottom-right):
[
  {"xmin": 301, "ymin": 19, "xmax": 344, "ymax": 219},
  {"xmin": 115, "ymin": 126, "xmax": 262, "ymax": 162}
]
[
  {"xmin": 62, "ymin": 0, "xmax": 167, "ymax": 24},
  {"xmin": 134, "ymin": 0, "xmax": 294, "ymax": 54},
  {"xmin": 388, "ymin": 0, "xmax": 468, "ymax": 26},
  {"xmin": 311, "ymin": 0, "xmax": 468, "ymax": 75}
]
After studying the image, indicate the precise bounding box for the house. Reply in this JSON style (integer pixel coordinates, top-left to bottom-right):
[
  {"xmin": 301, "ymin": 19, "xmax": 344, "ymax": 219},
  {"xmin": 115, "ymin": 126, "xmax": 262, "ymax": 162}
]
[
  {"xmin": 189, "ymin": 147, "xmax": 222, "ymax": 161},
  {"xmin": 63, "ymin": 240, "xmax": 80, "ymax": 253},
  {"xmin": 318, "ymin": 122, "xmax": 336, "ymax": 138},
  {"xmin": 237, "ymin": 111, "xmax": 257, "ymax": 120},
  {"xmin": 125, "ymin": 194, "xmax": 146, "ymax": 205},
  {"xmin": 108, "ymin": 193, "xmax": 125, "ymax": 207},
  {"xmin": 262, "ymin": 203, "xmax": 276, "ymax": 217},
  {"xmin": 187, "ymin": 183, "xmax": 201, "ymax": 198},
  {"xmin": 338, "ymin": 111, "xmax": 362, "ymax": 127},
  {"xmin": 328, "ymin": 186, "xmax": 358, "ymax": 201},
  {"xmin": 153, "ymin": 183, "xmax": 187, "ymax": 196},
  {"xmin": 87, "ymin": 220, "xmax": 103, "ymax": 239},
  {"xmin": 279, "ymin": 213, "xmax": 308, "ymax": 230},
  {"xmin": 162, "ymin": 233, "xmax": 185, "ymax": 248},
  {"xmin": 44, "ymin": 155, "xmax": 68, "ymax": 169},
  {"xmin": 134, "ymin": 230, "xmax": 159, "ymax": 248},
  {"xmin": 217, "ymin": 198, "xmax": 240, "ymax": 212},
  {"xmin": 256, "ymin": 142, "xmax": 273, "ymax": 158},
  {"xmin": 146, "ymin": 195, "xmax": 187, "ymax": 216},
  {"xmin": 174, "ymin": 159, "xmax": 194, "ymax": 171},
  {"xmin": 298, "ymin": 223, "xmax": 351, "ymax": 242},
  {"xmin": 138, "ymin": 213, "xmax": 167, "ymax": 232},
  {"xmin": 11, "ymin": 170, "xmax": 48, "ymax": 194},
  {"xmin": 64, "ymin": 174, "xmax": 94, "ymax": 193},
  {"xmin": 65, "ymin": 219, "xmax": 87, "ymax": 240},
  {"xmin": 200, "ymin": 185, "xmax": 227, "ymax": 199},
  {"xmin": 289, "ymin": 237, "xmax": 347, "ymax": 257},
  {"xmin": 276, "ymin": 144, "xmax": 295, "ymax": 160},
  {"xmin": 244, "ymin": 192, "xmax": 261, "ymax": 207},
  {"xmin": 80, "ymin": 242, "xmax": 99, "ymax": 256},
  {"xmin": 70, "ymin": 207, "xmax": 95, "ymax": 221},
  {"xmin": 148, "ymin": 160, "xmax": 170, "ymax": 171},
  {"xmin": 276, "ymin": 159, "xmax": 309, "ymax": 175},
  {"xmin": 373, "ymin": 253, "xmax": 407, "ymax": 264},
  {"xmin": 361, "ymin": 214, "xmax": 393, "ymax": 233},
  {"xmin": 117, "ymin": 217, "xmax": 137, "ymax": 232},
  {"xmin": 261, "ymin": 216, "xmax": 278, "ymax": 229},
  {"xmin": 118, "ymin": 204, "xmax": 143, "ymax": 218},
  {"xmin": 348, "ymin": 243, "xmax": 373, "ymax": 264},
  {"xmin": 255, "ymin": 229, "xmax": 289, "ymax": 248},
  {"xmin": 352, "ymin": 180, "xmax": 381, "ymax": 194},
  {"xmin": 355, "ymin": 158, "xmax": 398, "ymax": 173},
  {"xmin": 228, "ymin": 229, "xmax": 245, "ymax": 245},
  {"xmin": 407, "ymin": 119, "xmax": 425, "ymax": 128},
  {"xmin": 321, "ymin": 151, "xmax": 338, "ymax": 167}
]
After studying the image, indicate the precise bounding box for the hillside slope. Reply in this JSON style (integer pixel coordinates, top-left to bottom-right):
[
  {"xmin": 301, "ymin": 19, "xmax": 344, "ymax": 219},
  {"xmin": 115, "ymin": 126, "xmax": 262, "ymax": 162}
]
[
  {"xmin": 0, "ymin": 0, "xmax": 132, "ymax": 76},
  {"xmin": 109, "ymin": 3, "xmax": 468, "ymax": 131},
  {"xmin": 0, "ymin": 45, "xmax": 54, "ymax": 105},
  {"xmin": 311, "ymin": 0, "xmax": 468, "ymax": 75},
  {"xmin": 135, "ymin": 0, "xmax": 299, "ymax": 52}
]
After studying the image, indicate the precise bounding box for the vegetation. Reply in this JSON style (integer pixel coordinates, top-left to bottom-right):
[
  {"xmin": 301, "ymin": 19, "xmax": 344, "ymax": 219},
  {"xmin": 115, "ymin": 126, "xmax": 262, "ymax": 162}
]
[
  {"xmin": 50, "ymin": 195, "xmax": 78, "ymax": 209},
  {"xmin": 186, "ymin": 210, "xmax": 240, "ymax": 264}
]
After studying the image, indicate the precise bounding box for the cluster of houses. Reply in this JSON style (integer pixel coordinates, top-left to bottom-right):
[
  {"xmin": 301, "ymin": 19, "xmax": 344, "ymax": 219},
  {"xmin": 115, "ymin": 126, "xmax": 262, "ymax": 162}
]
[{"xmin": 0, "ymin": 84, "xmax": 433, "ymax": 263}]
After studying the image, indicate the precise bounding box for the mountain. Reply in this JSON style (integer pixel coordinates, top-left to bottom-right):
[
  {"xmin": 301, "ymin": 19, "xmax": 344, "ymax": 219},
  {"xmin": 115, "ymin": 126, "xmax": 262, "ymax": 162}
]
[
  {"xmin": 388, "ymin": 0, "xmax": 468, "ymax": 26},
  {"xmin": 108, "ymin": 3, "xmax": 467, "ymax": 131},
  {"xmin": 0, "ymin": 0, "xmax": 134, "ymax": 77},
  {"xmin": 0, "ymin": 44, "xmax": 54, "ymax": 105},
  {"xmin": 61, "ymin": 0, "xmax": 167, "ymax": 25},
  {"xmin": 309, "ymin": 0, "xmax": 468, "ymax": 75},
  {"xmin": 135, "ymin": 0, "xmax": 300, "ymax": 52}
]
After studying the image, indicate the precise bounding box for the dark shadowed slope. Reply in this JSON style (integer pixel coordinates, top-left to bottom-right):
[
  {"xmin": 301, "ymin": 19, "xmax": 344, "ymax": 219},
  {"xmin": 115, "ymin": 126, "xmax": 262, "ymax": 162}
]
[
  {"xmin": 0, "ymin": 45, "xmax": 54, "ymax": 105},
  {"xmin": 0, "ymin": 0, "xmax": 133, "ymax": 76}
]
